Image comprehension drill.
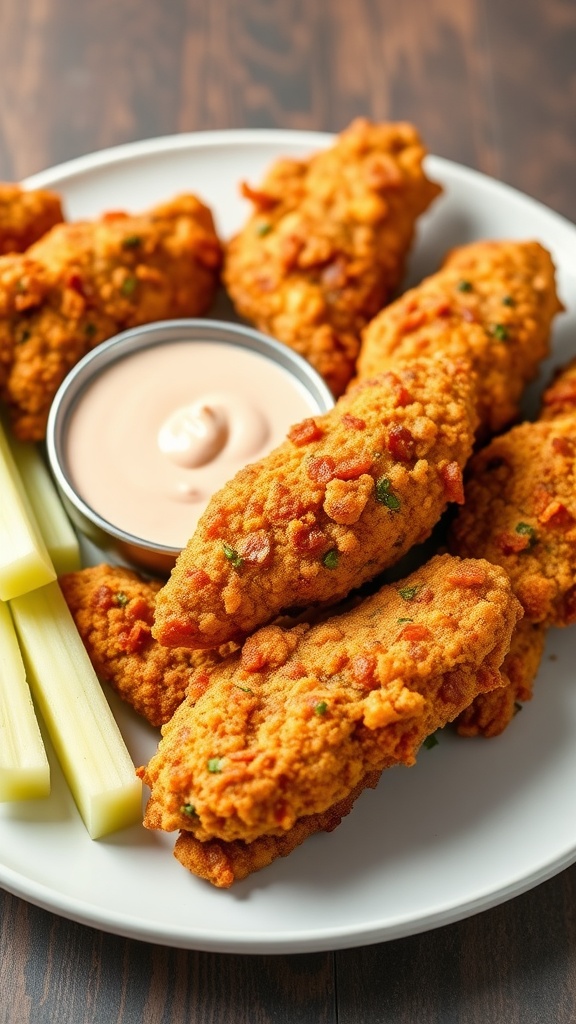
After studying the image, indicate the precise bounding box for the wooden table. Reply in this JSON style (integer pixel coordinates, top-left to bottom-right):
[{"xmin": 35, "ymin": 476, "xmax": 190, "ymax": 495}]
[{"xmin": 1, "ymin": 1, "xmax": 575, "ymax": 1021}]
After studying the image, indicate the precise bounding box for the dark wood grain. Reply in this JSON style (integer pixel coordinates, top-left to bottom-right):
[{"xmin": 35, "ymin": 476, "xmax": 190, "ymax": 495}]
[{"xmin": 1, "ymin": 1, "xmax": 575, "ymax": 1022}]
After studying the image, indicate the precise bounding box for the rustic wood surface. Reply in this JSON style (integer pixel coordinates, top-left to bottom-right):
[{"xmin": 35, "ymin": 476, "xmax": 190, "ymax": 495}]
[{"xmin": 1, "ymin": 0, "xmax": 575, "ymax": 1021}]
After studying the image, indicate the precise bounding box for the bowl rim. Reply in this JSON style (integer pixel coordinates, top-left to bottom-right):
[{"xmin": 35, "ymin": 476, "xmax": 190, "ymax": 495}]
[{"xmin": 45, "ymin": 317, "xmax": 335, "ymax": 559}]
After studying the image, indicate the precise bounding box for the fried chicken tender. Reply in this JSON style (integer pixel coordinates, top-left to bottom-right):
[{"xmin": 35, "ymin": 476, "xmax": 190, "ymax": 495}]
[
  {"xmin": 0, "ymin": 183, "xmax": 63, "ymax": 254},
  {"xmin": 450, "ymin": 416, "xmax": 576, "ymax": 625},
  {"xmin": 223, "ymin": 119, "xmax": 442, "ymax": 395},
  {"xmin": 59, "ymin": 564, "xmax": 230, "ymax": 727},
  {"xmin": 0, "ymin": 194, "xmax": 222, "ymax": 440},
  {"xmin": 540, "ymin": 356, "xmax": 576, "ymax": 420},
  {"xmin": 140, "ymin": 554, "xmax": 521, "ymax": 849},
  {"xmin": 455, "ymin": 618, "xmax": 546, "ymax": 738},
  {"xmin": 153, "ymin": 355, "xmax": 477, "ymax": 651},
  {"xmin": 173, "ymin": 770, "xmax": 382, "ymax": 888},
  {"xmin": 356, "ymin": 239, "xmax": 562, "ymax": 436}
]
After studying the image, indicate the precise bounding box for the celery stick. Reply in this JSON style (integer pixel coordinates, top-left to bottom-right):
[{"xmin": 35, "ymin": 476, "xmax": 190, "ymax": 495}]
[
  {"xmin": 10, "ymin": 582, "xmax": 142, "ymax": 838},
  {"xmin": 8, "ymin": 435, "xmax": 81, "ymax": 575},
  {"xmin": 0, "ymin": 418, "xmax": 56, "ymax": 601},
  {"xmin": 0, "ymin": 600, "xmax": 50, "ymax": 801}
]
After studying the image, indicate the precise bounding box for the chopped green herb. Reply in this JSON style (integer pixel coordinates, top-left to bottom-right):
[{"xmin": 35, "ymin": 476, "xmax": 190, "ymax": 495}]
[
  {"xmin": 456, "ymin": 279, "xmax": 472, "ymax": 292},
  {"xmin": 235, "ymin": 684, "xmax": 253, "ymax": 694},
  {"xmin": 255, "ymin": 221, "xmax": 272, "ymax": 236},
  {"xmin": 502, "ymin": 295, "xmax": 516, "ymax": 307},
  {"xmin": 120, "ymin": 275, "xmax": 137, "ymax": 297},
  {"xmin": 122, "ymin": 234, "xmax": 142, "ymax": 249},
  {"xmin": 314, "ymin": 701, "xmax": 328, "ymax": 716},
  {"xmin": 207, "ymin": 758, "xmax": 223, "ymax": 773},
  {"xmin": 491, "ymin": 323, "xmax": 509, "ymax": 341},
  {"xmin": 114, "ymin": 592, "xmax": 129, "ymax": 607},
  {"xmin": 516, "ymin": 521, "xmax": 537, "ymax": 547},
  {"xmin": 423, "ymin": 733, "xmax": 439, "ymax": 750},
  {"xmin": 397, "ymin": 617, "xmax": 413, "ymax": 624},
  {"xmin": 84, "ymin": 321, "xmax": 97, "ymax": 338},
  {"xmin": 398, "ymin": 585, "xmax": 420, "ymax": 601},
  {"xmin": 180, "ymin": 803, "xmax": 198, "ymax": 817},
  {"xmin": 322, "ymin": 549, "xmax": 340, "ymax": 570},
  {"xmin": 222, "ymin": 542, "xmax": 244, "ymax": 569},
  {"xmin": 375, "ymin": 476, "xmax": 401, "ymax": 511}
]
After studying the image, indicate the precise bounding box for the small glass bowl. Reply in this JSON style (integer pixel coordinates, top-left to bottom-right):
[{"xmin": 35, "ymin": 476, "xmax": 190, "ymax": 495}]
[{"xmin": 46, "ymin": 319, "xmax": 335, "ymax": 575}]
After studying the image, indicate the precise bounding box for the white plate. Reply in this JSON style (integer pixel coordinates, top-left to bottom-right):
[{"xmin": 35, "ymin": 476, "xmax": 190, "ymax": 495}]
[{"xmin": 1, "ymin": 130, "xmax": 576, "ymax": 954}]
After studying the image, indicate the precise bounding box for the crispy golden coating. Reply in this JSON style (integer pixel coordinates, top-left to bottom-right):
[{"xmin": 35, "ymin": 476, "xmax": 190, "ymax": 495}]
[
  {"xmin": 59, "ymin": 564, "xmax": 230, "ymax": 727},
  {"xmin": 173, "ymin": 770, "xmax": 382, "ymax": 888},
  {"xmin": 140, "ymin": 555, "xmax": 521, "ymax": 846},
  {"xmin": 450, "ymin": 416, "xmax": 576, "ymax": 626},
  {"xmin": 152, "ymin": 355, "xmax": 477, "ymax": 651},
  {"xmin": 540, "ymin": 357, "xmax": 576, "ymax": 420},
  {"xmin": 0, "ymin": 194, "xmax": 222, "ymax": 440},
  {"xmin": 356, "ymin": 239, "xmax": 562, "ymax": 436},
  {"xmin": 0, "ymin": 183, "xmax": 63, "ymax": 254},
  {"xmin": 223, "ymin": 119, "xmax": 442, "ymax": 395},
  {"xmin": 456, "ymin": 618, "xmax": 546, "ymax": 738}
]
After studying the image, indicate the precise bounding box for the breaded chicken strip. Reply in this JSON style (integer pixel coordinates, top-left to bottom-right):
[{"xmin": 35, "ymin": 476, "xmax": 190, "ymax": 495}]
[
  {"xmin": 173, "ymin": 771, "xmax": 382, "ymax": 888},
  {"xmin": 450, "ymin": 416, "xmax": 576, "ymax": 625},
  {"xmin": 153, "ymin": 355, "xmax": 477, "ymax": 650},
  {"xmin": 59, "ymin": 564, "xmax": 231, "ymax": 727},
  {"xmin": 140, "ymin": 555, "xmax": 521, "ymax": 847},
  {"xmin": 0, "ymin": 194, "xmax": 222, "ymax": 440},
  {"xmin": 223, "ymin": 119, "xmax": 442, "ymax": 395},
  {"xmin": 540, "ymin": 356, "xmax": 576, "ymax": 420},
  {"xmin": 357, "ymin": 240, "xmax": 562, "ymax": 436},
  {"xmin": 455, "ymin": 618, "xmax": 546, "ymax": 738},
  {"xmin": 0, "ymin": 183, "xmax": 63, "ymax": 254}
]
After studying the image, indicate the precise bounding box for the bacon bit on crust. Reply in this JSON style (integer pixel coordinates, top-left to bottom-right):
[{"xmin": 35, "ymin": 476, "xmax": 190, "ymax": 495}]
[
  {"xmin": 237, "ymin": 531, "xmax": 272, "ymax": 565},
  {"xmin": 291, "ymin": 523, "xmax": 328, "ymax": 555},
  {"xmin": 333, "ymin": 456, "xmax": 374, "ymax": 480},
  {"xmin": 351, "ymin": 653, "xmax": 378, "ymax": 687},
  {"xmin": 397, "ymin": 623, "xmax": 432, "ymax": 642},
  {"xmin": 185, "ymin": 568, "xmax": 212, "ymax": 589},
  {"xmin": 538, "ymin": 500, "xmax": 575, "ymax": 529},
  {"xmin": 287, "ymin": 418, "xmax": 324, "ymax": 446},
  {"xmin": 439, "ymin": 462, "xmax": 465, "ymax": 504},
  {"xmin": 447, "ymin": 565, "xmax": 487, "ymax": 587},
  {"xmin": 157, "ymin": 618, "xmax": 198, "ymax": 646},
  {"xmin": 551, "ymin": 436, "xmax": 575, "ymax": 457},
  {"xmin": 307, "ymin": 456, "xmax": 336, "ymax": 483},
  {"xmin": 387, "ymin": 423, "xmax": 415, "ymax": 462},
  {"xmin": 341, "ymin": 413, "xmax": 367, "ymax": 430},
  {"xmin": 496, "ymin": 531, "xmax": 531, "ymax": 555}
]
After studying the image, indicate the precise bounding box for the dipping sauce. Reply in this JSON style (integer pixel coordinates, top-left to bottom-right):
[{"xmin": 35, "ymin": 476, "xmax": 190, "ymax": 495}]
[{"xmin": 64, "ymin": 339, "xmax": 324, "ymax": 550}]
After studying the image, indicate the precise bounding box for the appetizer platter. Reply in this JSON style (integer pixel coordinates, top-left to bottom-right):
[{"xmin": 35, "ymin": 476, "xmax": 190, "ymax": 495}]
[{"xmin": 1, "ymin": 128, "xmax": 576, "ymax": 954}]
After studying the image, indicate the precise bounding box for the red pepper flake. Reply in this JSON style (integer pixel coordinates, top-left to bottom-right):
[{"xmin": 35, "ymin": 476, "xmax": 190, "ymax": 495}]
[
  {"xmin": 158, "ymin": 618, "xmax": 198, "ymax": 646},
  {"xmin": 497, "ymin": 531, "xmax": 531, "ymax": 555},
  {"xmin": 288, "ymin": 418, "xmax": 324, "ymax": 446},
  {"xmin": 119, "ymin": 622, "xmax": 150, "ymax": 655},
  {"xmin": 185, "ymin": 568, "xmax": 212, "ymax": 589},
  {"xmin": 539, "ymin": 500, "xmax": 574, "ymax": 529},
  {"xmin": 439, "ymin": 462, "xmax": 465, "ymax": 504},
  {"xmin": 240, "ymin": 181, "xmax": 278, "ymax": 210},
  {"xmin": 397, "ymin": 623, "xmax": 432, "ymax": 642},
  {"xmin": 92, "ymin": 585, "xmax": 115, "ymax": 612},
  {"xmin": 333, "ymin": 456, "xmax": 373, "ymax": 480},
  {"xmin": 126, "ymin": 596, "xmax": 152, "ymax": 623},
  {"xmin": 447, "ymin": 565, "xmax": 487, "ymax": 587},
  {"xmin": 341, "ymin": 413, "xmax": 366, "ymax": 431},
  {"xmin": 307, "ymin": 456, "xmax": 336, "ymax": 483},
  {"xmin": 387, "ymin": 423, "xmax": 415, "ymax": 462}
]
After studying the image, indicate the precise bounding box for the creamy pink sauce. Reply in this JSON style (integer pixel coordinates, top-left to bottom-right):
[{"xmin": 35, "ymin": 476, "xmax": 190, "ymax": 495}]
[{"xmin": 65, "ymin": 341, "xmax": 320, "ymax": 549}]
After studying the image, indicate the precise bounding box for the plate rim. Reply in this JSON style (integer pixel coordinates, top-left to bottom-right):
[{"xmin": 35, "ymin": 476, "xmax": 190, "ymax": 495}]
[{"xmin": 1, "ymin": 127, "xmax": 575, "ymax": 953}]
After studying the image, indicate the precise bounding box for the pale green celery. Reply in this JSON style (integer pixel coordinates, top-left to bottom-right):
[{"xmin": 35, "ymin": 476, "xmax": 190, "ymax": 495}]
[
  {"xmin": 0, "ymin": 600, "xmax": 50, "ymax": 800},
  {"xmin": 10, "ymin": 582, "xmax": 142, "ymax": 838},
  {"xmin": 8, "ymin": 435, "xmax": 81, "ymax": 575},
  {"xmin": 0, "ymin": 418, "xmax": 56, "ymax": 600}
]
